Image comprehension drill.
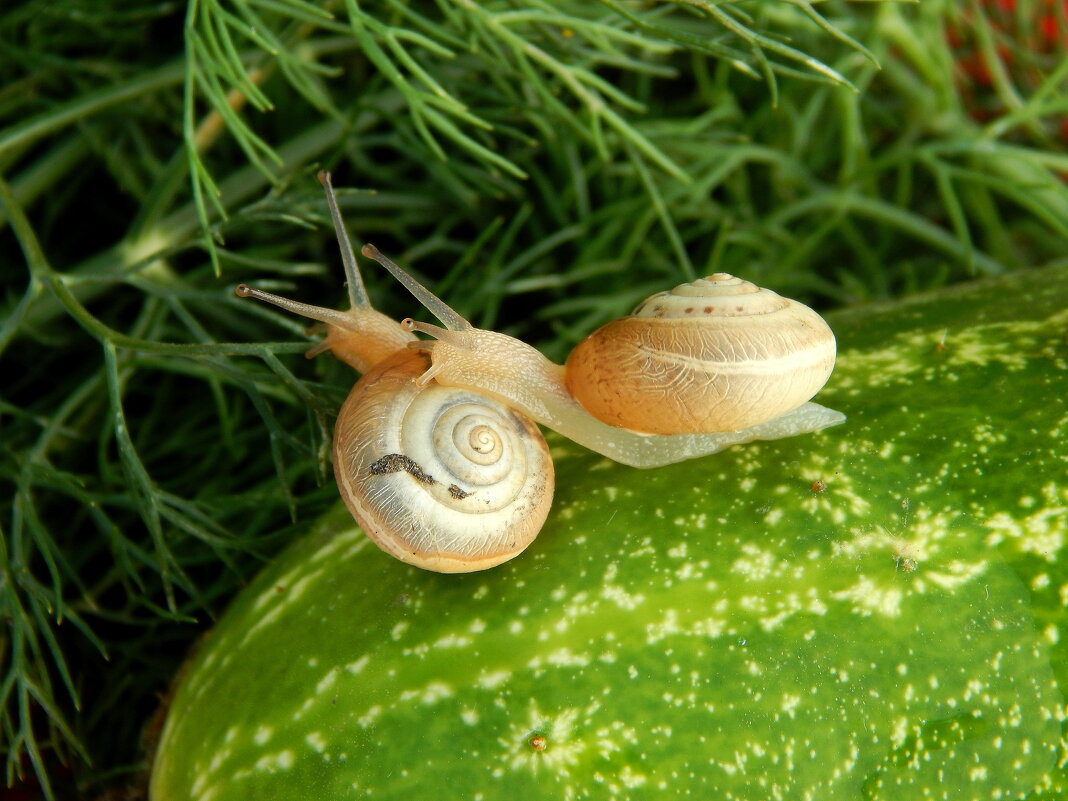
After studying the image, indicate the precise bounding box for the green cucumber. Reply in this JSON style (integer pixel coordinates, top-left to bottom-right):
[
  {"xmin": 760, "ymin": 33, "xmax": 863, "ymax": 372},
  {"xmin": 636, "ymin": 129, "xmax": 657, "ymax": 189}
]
[{"xmin": 150, "ymin": 266, "xmax": 1068, "ymax": 800}]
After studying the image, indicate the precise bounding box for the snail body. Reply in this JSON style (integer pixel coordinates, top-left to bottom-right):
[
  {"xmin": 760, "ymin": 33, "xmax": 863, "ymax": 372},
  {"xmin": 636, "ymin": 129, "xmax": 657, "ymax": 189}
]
[
  {"xmin": 360, "ymin": 246, "xmax": 843, "ymax": 467},
  {"xmin": 236, "ymin": 173, "xmax": 844, "ymax": 573}
]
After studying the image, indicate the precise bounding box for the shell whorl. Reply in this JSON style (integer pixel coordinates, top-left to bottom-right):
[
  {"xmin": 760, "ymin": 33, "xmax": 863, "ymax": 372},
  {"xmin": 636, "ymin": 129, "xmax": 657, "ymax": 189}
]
[
  {"xmin": 565, "ymin": 274, "xmax": 837, "ymax": 436},
  {"xmin": 631, "ymin": 273, "xmax": 790, "ymax": 318},
  {"xmin": 333, "ymin": 349, "xmax": 553, "ymax": 573}
]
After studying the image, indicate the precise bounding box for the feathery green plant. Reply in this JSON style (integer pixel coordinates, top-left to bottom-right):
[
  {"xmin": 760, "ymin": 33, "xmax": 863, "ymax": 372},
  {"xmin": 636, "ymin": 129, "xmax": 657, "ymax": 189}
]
[{"xmin": 1, "ymin": 0, "xmax": 1066, "ymax": 795}]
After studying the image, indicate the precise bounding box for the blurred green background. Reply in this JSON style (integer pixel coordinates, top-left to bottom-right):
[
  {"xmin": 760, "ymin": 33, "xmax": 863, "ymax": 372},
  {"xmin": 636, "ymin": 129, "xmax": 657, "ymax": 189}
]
[{"xmin": 1, "ymin": 0, "xmax": 1065, "ymax": 796}]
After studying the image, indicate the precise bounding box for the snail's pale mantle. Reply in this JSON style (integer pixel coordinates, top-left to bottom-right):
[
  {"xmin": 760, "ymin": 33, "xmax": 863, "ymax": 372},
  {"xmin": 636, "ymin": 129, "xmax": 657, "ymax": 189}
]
[{"xmin": 233, "ymin": 172, "xmax": 844, "ymax": 573}]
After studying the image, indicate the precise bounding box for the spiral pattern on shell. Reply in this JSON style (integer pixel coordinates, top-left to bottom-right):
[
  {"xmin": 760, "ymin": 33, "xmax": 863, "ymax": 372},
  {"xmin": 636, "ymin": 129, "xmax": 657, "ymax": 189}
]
[
  {"xmin": 565, "ymin": 273, "xmax": 837, "ymax": 435},
  {"xmin": 333, "ymin": 349, "xmax": 553, "ymax": 572}
]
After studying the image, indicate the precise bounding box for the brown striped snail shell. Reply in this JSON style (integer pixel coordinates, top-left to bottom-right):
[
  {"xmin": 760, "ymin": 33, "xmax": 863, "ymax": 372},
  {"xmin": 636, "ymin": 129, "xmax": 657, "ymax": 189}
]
[{"xmin": 564, "ymin": 274, "xmax": 837, "ymax": 435}]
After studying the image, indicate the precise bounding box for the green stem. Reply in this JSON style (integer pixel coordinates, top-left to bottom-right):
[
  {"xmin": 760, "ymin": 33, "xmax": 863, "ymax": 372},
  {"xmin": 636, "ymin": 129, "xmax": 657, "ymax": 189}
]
[{"xmin": 0, "ymin": 60, "xmax": 186, "ymax": 159}]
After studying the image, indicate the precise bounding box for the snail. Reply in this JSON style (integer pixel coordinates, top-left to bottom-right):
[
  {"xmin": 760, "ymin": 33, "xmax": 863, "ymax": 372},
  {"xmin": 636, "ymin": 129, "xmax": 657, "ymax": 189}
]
[
  {"xmin": 236, "ymin": 174, "xmax": 552, "ymax": 573},
  {"xmin": 235, "ymin": 173, "xmax": 844, "ymax": 573}
]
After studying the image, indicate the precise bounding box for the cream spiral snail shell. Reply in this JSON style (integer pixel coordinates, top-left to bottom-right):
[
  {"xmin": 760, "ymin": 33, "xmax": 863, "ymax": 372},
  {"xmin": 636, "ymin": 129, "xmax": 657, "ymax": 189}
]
[
  {"xmin": 335, "ymin": 349, "xmax": 552, "ymax": 573},
  {"xmin": 235, "ymin": 173, "xmax": 844, "ymax": 573}
]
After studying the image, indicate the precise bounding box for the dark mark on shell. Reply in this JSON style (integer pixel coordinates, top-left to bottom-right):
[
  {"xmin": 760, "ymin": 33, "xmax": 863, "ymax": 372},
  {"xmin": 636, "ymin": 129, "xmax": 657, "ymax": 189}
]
[{"xmin": 370, "ymin": 453, "xmax": 436, "ymax": 485}]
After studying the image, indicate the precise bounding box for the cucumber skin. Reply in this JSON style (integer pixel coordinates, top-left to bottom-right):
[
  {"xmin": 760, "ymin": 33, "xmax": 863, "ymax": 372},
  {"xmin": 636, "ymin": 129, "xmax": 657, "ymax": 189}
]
[{"xmin": 151, "ymin": 267, "xmax": 1068, "ymax": 801}]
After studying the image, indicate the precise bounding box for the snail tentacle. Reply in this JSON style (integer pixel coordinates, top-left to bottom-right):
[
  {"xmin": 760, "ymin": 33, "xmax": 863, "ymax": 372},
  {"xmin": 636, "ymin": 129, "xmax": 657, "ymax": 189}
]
[
  {"xmin": 318, "ymin": 171, "xmax": 370, "ymax": 310},
  {"xmin": 361, "ymin": 244, "xmax": 473, "ymax": 333},
  {"xmin": 234, "ymin": 284, "xmax": 355, "ymax": 329}
]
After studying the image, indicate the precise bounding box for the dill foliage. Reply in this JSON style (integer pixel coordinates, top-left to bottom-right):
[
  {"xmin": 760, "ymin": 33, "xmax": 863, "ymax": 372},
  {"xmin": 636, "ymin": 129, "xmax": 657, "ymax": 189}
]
[{"xmin": 0, "ymin": 0, "xmax": 1065, "ymax": 795}]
